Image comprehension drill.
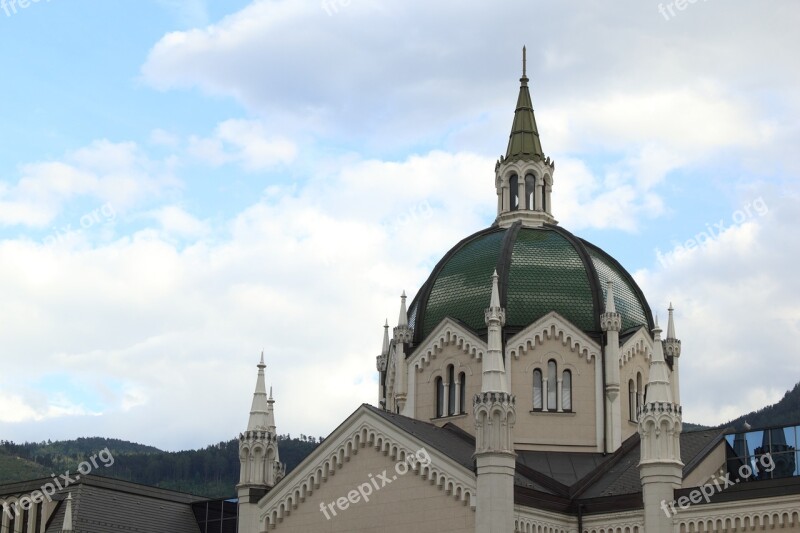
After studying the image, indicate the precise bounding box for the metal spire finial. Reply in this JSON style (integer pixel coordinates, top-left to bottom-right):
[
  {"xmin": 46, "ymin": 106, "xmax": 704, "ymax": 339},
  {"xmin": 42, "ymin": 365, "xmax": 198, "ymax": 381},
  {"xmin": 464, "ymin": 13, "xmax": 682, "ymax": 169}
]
[{"xmin": 522, "ymin": 46, "xmax": 527, "ymax": 77}]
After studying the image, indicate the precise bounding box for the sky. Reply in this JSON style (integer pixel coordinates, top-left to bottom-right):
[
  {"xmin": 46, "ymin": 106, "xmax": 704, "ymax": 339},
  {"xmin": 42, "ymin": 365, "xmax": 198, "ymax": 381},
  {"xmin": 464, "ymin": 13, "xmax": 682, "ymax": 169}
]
[{"xmin": 0, "ymin": 0, "xmax": 798, "ymax": 452}]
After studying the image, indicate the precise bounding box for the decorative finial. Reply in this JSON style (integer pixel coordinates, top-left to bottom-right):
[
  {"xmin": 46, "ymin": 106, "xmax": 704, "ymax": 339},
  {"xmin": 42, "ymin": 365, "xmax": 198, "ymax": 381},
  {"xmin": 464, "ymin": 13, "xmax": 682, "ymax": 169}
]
[{"xmin": 522, "ymin": 45, "xmax": 527, "ymax": 77}]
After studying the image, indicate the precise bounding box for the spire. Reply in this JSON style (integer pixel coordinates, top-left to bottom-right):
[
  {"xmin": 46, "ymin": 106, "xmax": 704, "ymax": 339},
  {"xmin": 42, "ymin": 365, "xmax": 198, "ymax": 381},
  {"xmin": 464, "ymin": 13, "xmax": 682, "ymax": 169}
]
[
  {"xmin": 667, "ymin": 303, "xmax": 676, "ymax": 340},
  {"xmin": 482, "ymin": 270, "xmax": 508, "ymax": 393},
  {"xmin": 505, "ymin": 46, "xmax": 544, "ymax": 163},
  {"xmin": 606, "ymin": 281, "xmax": 617, "ymax": 313},
  {"xmin": 266, "ymin": 385, "xmax": 276, "ymax": 432},
  {"xmin": 490, "ymin": 269, "xmax": 501, "ymax": 308},
  {"xmin": 382, "ymin": 319, "xmax": 390, "ymax": 355},
  {"xmin": 397, "ymin": 291, "xmax": 408, "ymax": 328},
  {"xmin": 247, "ymin": 354, "xmax": 270, "ymax": 431},
  {"xmin": 644, "ymin": 319, "xmax": 673, "ymax": 404},
  {"xmin": 61, "ymin": 492, "xmax": 74, "ymax": 533}
]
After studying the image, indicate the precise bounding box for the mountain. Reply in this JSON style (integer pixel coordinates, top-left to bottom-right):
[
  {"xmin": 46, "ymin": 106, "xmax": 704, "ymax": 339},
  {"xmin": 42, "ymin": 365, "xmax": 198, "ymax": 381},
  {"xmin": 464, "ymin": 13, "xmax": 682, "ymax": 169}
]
[
  {"xmin": 2, "ymin": 382, "xmax": 798, "ymax": 496},
  {"xmin": 0, "ymin": 434, "xmax": 321, "ymax": 498},
  {"xmin": 724, "ymin": 381, "xmax": 800, "ymax": 431}
]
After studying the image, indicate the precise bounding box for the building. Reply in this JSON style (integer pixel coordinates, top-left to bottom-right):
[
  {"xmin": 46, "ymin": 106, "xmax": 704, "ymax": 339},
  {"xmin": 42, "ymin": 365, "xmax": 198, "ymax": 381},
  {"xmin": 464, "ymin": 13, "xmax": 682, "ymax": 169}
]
[
  {"xmin": 1, "ymin": 51, "xmax": 799, "ymax": 533},
  {"xmin": 236, "ymin": 51, "xmax": 800, "ymax": 532}
]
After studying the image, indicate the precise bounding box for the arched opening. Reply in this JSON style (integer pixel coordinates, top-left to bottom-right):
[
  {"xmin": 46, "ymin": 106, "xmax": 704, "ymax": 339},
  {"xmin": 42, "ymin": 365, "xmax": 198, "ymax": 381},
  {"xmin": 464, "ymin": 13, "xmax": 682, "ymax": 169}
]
[
  {"xmin": 525, "ymin": 174, "xmax": 536, "ymax": 210},
  {"xmin": 447, "ymin": 365, "xmax": 456, "ymax": 416},
  {"xmin": 435, "ymin": 377, "xmax": 444, "ymax": 418},
  {"xmin": 561, "ymin": 370, "xmax": 572, "ymax": 412},
  {"xmin": 509, "ymin": 174, "xmax": 519, "ymax": 211},
  {"xmin": 547, "ymin": 360, "xmax": 557, "ymax": 411},
  {"xmin": 533, "ymin": 369, "xmax": 543, "ymax": 410},
  {"xmin": 541, "ymin": 183, "xmax": 547, "ymax": 213},
  {"xmin": 636, "ymin": 372, "xmax": 643, "ymax": 415},
  {"xmin": 458, "ymin": 372, "xmax": 466, "ymax": 414},
  {"xmin": 629, "ymin": 379, "xmax": 636, "ymax": 421}
]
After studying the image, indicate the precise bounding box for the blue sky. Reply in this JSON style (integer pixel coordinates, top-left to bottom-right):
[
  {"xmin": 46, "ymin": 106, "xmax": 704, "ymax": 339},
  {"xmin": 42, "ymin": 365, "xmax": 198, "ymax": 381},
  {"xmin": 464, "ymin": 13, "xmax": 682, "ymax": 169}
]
[{"xmin": 0, "ymin": 0, "xmax": 798, "ymax": 451}]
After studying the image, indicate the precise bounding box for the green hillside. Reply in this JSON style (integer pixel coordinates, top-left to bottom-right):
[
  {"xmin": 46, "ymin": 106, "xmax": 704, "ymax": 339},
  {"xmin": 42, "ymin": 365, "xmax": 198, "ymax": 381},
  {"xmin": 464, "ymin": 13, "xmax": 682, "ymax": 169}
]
[
  {"xmin": 724, "ymin": 382, "xmax": 800, "ymax": 430},
  {"xmin": 2, "ymin": 381, "xmax": 798, "ymax": 497},
  {"xmin": 0, "ymin": 434, "xmax": 321, "ymax": 498}
]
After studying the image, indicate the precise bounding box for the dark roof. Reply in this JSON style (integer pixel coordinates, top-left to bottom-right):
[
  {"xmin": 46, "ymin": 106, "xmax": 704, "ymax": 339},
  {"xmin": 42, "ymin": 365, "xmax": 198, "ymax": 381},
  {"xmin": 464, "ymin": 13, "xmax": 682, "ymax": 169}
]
[
  {"xmin": 504, "ymin": 72, "xmax": 544, "ymax": 163},
  {"xmin": 365, "ymin": 404, "xmax": 475, "ymax": 472},
  {"xmin": 1, "ymin": 475, "xmax": 206, "ymax": 533},
  {"xmin": 406, "ymin": 223, "xmax": 654, "ymax": 343}
]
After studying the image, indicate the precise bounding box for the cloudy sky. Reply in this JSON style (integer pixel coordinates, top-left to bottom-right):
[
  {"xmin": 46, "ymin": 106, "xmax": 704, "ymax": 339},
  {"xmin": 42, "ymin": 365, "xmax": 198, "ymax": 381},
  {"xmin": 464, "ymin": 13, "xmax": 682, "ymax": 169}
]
[{"xmin": 0, "ymin": 0, "xmax": 798, "ymax": 451}]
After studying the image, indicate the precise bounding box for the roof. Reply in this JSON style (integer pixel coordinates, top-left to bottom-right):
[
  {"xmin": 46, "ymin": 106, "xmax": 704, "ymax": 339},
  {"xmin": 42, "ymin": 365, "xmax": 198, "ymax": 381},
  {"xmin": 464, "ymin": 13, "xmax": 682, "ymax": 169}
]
[
  {"xmin": 407, "ymin": 222, "xmax": 653, "ymax": 342},
  {"xmin": 1, "ymin": 475, "xmax": 207, "ymax": 533},
  {"xmin": 367, "ymin": 408, "xmax": 800, "ymax": 515},
  {"xmin": 504, "ymin": 70, "xmax": 544, "ymax": 163}
]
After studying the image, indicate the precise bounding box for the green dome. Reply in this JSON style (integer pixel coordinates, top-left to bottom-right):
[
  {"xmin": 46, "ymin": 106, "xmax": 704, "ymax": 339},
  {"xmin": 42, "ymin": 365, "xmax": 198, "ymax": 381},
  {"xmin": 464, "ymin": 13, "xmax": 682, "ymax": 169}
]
[{"xmin": 407, "ymin": 222, "xmax": 653, "ymax": 342}]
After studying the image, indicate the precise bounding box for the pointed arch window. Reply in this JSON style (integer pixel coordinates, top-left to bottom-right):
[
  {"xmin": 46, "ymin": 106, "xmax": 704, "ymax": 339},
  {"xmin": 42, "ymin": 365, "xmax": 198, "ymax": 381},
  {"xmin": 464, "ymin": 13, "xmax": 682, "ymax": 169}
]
[
  {"xmin": 561, "ymin": 370, "xmax": 572, "ymax": 412},
  {"xmin": 547, "ymin": 360, "xmax": 557, "ymax": 411},
  {"xmin": 458, "ymin": 372, "xmax": 466, "ymax": 414},
  {"xmin": 533, "ymin": 369, "xmax": 543, "ymax": 410},
  {"xmin": 434, "ymin": 377, "xmax": 444, "ymax": 418}
]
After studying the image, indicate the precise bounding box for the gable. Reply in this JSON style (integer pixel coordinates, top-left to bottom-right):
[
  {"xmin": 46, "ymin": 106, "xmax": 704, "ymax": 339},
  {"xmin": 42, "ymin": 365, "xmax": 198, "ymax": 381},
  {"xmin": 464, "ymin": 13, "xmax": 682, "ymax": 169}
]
[
  {"xmin": 507, "ymin": 311, "xmax": 601, "ymax": 363},
  {"xmin": 256, "ymin": 405, "xmax": 476, "ymax": 531}
]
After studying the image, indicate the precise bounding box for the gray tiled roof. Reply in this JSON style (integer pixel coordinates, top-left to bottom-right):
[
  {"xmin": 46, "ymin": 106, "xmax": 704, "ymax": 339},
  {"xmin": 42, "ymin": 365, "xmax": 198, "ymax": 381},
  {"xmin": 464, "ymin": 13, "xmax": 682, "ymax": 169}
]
[{"xmin": 0, "ymin": 475, "xmax": 207, "ymax": 533}]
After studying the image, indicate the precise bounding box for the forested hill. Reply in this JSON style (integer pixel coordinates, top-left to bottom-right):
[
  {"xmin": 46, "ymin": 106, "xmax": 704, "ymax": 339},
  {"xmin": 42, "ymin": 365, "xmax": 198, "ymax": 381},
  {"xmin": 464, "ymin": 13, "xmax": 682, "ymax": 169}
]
[
  {"xmin": 0, "ymin": 434, "xmax": 321, "ymax": 499},
  {"xmin": 2, "ymin": 381, "xmax": 798, "ymax": 498},
  {"xmin": 724, "ymin": 382, "xmax": 800, "ymax": 431}
]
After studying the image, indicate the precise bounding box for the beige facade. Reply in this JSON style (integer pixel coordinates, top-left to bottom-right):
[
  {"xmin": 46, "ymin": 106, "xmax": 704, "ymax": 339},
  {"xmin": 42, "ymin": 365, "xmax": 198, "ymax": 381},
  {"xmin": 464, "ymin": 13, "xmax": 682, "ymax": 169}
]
[{"xmin": 235, "ymin": 54, "xmax": 800, "ymax": 533}]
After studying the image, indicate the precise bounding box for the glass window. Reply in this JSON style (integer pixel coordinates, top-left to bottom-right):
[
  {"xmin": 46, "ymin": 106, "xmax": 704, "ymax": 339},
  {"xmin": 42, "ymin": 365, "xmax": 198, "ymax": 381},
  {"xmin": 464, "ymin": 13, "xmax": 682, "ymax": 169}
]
[
  {"xmin": 562, "ymin": 370, "xmax": 572, "ymax": 411},
  {"xmin": 459, "ymin": 372, "xmax": 466, "ymax": 414},
  {"xmin": 435, "ymin": 377, "xmax": 444, "ymax": 418},
  {"xmin": 447, "ymin": 365, "xmax": 456, "ymax": 416},
  {"xmin": 547, "ymin": 360, "xmax": 557, "ymax": 411},
  {"xmin": 533, "ymin": 369, "xmax": 543, "ymax": 410},
  {"xmin": 629, "ymin": 380, "xmax": 636, "ymax": 421}
]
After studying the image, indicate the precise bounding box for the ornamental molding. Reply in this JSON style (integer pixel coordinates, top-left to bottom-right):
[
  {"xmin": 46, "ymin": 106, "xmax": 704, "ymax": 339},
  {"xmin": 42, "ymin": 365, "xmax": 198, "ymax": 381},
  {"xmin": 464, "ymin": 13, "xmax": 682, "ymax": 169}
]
[
  {"xmin": 257, "ymin": 406, "xmax": 476, "ymax": 530},
  {"xmin": 620, "ymin": 327, "xmax": 653, "ymax": 367},
  {"xmin": 675, "ymin": 495, "xmax": 800, "ymax": 531},
  {"xmin": 408, "ymin": 317, "xmax": 487, "ymax": 371},
  {"xmin": 507, "ymin": 311, "xmax": 600, "ymax": 363}
]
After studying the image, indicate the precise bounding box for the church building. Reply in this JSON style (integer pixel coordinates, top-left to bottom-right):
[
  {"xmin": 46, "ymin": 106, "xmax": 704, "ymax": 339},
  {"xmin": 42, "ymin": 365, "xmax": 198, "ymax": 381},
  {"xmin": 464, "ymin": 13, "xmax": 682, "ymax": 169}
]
[
  {"xmin": 1, "ymin": 51, "xmax": 799, "ymax": 533},
  {"xmin": 235, "ymin": 51, "xmax": 800, "ymax": 532}
]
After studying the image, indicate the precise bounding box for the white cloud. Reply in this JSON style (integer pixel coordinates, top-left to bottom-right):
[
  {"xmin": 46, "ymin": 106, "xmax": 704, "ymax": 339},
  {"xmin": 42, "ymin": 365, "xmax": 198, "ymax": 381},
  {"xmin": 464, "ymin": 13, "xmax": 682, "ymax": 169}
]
[
  {"xmin": 188, "ymin": 119, "xmax": 297, "ymax": 170},
  {"xmin": 0, "ymin": 140, "xmax": 179, "ymax": 228},
  {"xmin": 636, "ymin": 191, "xmax": 800, "ymax": 426}
]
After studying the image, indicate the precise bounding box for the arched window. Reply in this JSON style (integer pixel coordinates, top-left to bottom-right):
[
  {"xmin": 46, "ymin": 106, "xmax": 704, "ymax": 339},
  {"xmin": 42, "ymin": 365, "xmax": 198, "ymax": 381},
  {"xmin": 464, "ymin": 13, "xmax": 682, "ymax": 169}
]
[
  {"xmin": 636, "ymin": 372, "xmax": 643, "ymax": 417},
  {"xmin": 525, "ymin": 174, "xmax": 536, "ymax": 210},
  {"xmin": 458, "ymin": 372, "xmax": 466, "ymax": 414},
  {"xmin": 533, "ymin": 369, "xmax": 543, "ymax": 410},
  {"xmin": 542, "ymin": 184, "xmax": 547, "ymax": 213},
  {"xmin": 629, "ymin": 379, "xmax": 636, "ymax": 421},
  {"xmin": 561, "ymin": 370, "xmax": 572, "ymax": 411},
  {"xmin": 510, "ymin": 174, "xmax": 519, "ymax": 210},
  {"xmin": 447, "ymin": 365, "xmax": 456, "ymax": 416},
  {"xmin": 547, "ymin": 360, "xmax": 557, "ymax": 411},
  {"xmin": 435, "ymin": 377, "xmax": 444, "ymax": 418}
]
